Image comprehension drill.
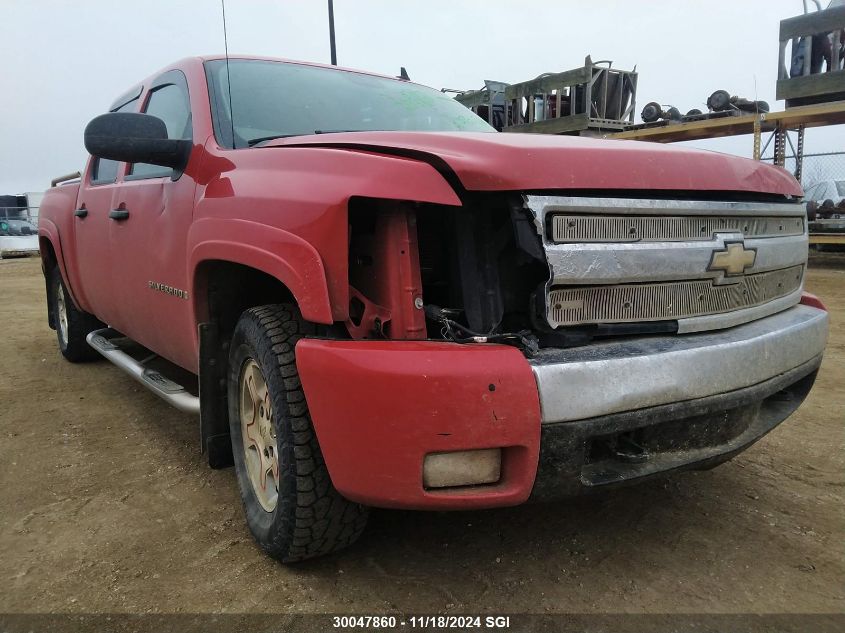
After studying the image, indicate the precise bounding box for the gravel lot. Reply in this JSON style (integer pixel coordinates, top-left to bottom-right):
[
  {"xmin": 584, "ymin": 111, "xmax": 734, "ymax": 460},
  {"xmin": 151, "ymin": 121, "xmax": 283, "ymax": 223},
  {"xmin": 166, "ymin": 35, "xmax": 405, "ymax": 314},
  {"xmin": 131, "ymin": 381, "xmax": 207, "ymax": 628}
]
[{"xmin": 1, "ymin": 255, "xmax": 842, "ymax": 627}]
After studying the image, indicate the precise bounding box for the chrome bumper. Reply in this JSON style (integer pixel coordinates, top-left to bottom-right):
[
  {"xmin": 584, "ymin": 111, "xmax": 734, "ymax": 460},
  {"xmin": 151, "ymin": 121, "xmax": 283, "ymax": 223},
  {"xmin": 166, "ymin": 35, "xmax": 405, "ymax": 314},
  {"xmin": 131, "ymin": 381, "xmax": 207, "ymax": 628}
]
[{"xmin": 529, "ymin": 304, "xmax": 829, "ymax": 424}]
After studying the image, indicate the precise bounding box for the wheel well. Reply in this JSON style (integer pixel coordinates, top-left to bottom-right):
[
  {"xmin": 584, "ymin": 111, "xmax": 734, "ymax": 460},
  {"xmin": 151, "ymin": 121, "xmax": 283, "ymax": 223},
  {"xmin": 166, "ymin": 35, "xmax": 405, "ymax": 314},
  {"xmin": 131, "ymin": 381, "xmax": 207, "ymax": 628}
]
[
  {"xmin": 196, "ymin": 260, "xmax": 296, "ymax": 342},
  {"xmin": 195, "ymin": 261, "xmax": 299, "ymax": 469}
]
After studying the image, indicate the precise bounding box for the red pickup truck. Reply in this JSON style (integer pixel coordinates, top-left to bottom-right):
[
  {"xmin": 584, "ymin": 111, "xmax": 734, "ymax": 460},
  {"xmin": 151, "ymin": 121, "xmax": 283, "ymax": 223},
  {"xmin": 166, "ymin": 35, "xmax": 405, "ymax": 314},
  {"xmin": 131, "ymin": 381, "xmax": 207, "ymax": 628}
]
[{"xmin": 39, "ymin": 56, "xmax": 828, "ymax": 562}]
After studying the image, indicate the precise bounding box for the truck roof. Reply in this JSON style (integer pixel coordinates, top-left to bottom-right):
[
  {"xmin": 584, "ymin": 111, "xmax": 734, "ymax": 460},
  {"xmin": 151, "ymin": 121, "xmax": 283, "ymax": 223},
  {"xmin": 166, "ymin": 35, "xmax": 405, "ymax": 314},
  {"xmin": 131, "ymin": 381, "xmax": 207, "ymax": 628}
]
[
  {"xmin": 195, "ymin": 54, "xmax": 406, "ymax": 82},
  {"xmin": 109, "ymin": 55, "xmax": 422, "ymax": 112}
]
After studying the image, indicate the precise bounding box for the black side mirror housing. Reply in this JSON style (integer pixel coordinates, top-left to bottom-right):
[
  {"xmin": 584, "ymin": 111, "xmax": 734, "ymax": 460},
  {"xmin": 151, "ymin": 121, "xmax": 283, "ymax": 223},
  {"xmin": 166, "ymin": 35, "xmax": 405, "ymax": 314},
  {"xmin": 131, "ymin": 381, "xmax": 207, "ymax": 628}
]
[{"xmin": 84, "ymin": 112, "xmax": 191, "ymax": 177}]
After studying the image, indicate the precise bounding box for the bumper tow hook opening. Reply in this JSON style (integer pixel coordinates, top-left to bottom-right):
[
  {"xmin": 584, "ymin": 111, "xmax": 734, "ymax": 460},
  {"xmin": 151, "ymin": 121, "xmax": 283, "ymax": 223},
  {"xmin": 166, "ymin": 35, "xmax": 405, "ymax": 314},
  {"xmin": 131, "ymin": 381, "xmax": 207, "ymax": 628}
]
[{"xmin": 610, "ymin": 434, "xmax": 650, "ymax": 464}]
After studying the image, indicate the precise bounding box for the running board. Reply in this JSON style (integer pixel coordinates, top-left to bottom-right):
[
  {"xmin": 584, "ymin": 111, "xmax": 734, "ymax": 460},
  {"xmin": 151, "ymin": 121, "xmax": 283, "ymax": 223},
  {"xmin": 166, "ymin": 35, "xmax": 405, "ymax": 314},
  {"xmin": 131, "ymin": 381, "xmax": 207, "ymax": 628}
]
[{"xmin": 86, "ymin": 328, "xmax": 200, "ymax": 415}]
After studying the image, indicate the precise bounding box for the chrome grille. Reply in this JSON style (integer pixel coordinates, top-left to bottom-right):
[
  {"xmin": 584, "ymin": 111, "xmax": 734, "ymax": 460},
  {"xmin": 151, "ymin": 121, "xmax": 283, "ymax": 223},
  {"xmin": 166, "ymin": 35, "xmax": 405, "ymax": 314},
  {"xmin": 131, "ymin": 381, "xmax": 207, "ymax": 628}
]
[
  {"xmin": 551, "ymin": 215, "xmax": 805, "ymax": 243},
  {"xmin": 547, "ymin": 265, "xmax": 804, "ymax": 327}
]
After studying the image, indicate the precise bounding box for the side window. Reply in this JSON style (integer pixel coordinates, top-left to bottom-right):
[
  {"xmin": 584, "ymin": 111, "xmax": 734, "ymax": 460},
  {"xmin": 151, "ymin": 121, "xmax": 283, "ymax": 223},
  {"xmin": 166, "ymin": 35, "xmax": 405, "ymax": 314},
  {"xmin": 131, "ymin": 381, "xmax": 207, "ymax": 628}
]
[
  {"xmin": 90, "ymin": 98, "xmax": 138, "ymax": 185},
  {"xmin": 91, "ymin": 157, "xmax": 120, "ymax": 184},
  {"xmin": 130, "ymin": 82, "xmax": 192, "ymax": 179}
]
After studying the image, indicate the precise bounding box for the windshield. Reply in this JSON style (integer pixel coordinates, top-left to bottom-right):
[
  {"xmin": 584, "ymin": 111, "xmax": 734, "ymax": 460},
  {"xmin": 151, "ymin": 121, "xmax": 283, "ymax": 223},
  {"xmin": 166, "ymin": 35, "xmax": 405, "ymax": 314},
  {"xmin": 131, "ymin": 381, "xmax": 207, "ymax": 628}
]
[{"xmin": 205, "ymin": 59, "xmax": 494, "ymax": 148}]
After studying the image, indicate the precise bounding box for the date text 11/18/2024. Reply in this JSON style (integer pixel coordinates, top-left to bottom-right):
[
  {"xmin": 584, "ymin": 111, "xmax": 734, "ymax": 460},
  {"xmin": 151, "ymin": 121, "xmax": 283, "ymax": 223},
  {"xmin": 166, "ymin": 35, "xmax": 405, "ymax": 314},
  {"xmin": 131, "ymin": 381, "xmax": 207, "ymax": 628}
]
[{"xmin": 332, "ymin": 615, "xmax": 512, "ymax": 629}]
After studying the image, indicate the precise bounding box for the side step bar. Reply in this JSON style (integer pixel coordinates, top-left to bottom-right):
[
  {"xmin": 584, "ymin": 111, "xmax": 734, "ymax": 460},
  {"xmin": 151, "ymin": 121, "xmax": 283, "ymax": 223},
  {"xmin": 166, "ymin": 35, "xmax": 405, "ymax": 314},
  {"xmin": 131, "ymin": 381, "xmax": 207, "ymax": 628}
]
[{"xmin": 86, "ymin": 328, "xmax": 200, "ymax": 415}]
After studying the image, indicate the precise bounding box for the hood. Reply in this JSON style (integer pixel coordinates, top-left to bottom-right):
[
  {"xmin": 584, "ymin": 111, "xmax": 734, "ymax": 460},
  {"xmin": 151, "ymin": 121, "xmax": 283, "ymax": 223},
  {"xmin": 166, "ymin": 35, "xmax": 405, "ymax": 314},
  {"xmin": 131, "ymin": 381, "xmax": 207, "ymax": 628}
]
[{"xmin": 266, "ymin": 131, "xmax": 802, "ymax": 197}]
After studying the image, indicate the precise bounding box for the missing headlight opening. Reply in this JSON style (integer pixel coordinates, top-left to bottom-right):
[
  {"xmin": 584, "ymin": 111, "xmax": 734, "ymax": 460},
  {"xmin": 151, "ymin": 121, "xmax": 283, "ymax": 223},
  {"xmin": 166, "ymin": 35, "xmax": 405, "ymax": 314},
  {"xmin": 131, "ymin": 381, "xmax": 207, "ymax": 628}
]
[{"xmin": 347, "ymin": 195, "xmax": 549, "ymax": 354}]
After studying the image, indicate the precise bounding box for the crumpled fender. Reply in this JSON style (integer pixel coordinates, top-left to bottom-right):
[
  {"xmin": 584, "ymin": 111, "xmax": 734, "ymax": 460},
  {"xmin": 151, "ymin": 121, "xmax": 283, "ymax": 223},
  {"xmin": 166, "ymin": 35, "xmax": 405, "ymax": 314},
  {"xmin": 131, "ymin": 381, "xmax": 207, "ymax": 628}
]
[{"xmin": 191, "ymin": 144, "xmax": 463, "ymax": 322}]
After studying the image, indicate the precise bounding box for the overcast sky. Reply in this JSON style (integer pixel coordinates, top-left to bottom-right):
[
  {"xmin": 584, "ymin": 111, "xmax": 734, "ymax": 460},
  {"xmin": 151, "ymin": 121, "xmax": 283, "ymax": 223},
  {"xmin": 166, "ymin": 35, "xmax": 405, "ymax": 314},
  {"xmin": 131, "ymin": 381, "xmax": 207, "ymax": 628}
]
[{"xmin": 2, "ymin": 0, "xmax": 842, "ymax": 196}]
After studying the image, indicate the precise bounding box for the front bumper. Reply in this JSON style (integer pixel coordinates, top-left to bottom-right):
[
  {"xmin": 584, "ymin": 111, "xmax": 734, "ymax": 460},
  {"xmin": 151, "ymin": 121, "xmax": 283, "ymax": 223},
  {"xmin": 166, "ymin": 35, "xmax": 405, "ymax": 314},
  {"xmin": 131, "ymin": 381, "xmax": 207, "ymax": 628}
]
[
  {"xmin": 296, "ymin": 305, "xmax": 828, "ymax": 510},
  {"xmin": 529, "ymin": 304, "xmax": 828, "ymax": 423},
  {"xmin": 532, "ymin": 359, "xmax": 820, "ymax": 500}
]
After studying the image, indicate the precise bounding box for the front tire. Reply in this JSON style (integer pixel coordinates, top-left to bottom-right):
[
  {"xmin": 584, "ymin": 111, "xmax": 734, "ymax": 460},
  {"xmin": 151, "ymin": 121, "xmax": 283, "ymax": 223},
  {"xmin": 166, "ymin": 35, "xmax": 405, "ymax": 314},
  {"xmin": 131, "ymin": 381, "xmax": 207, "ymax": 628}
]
[
  {"xmin": 48, "ymin": 266, "xmax": 102, "ymax": 362},
  {"xmin": 228, "ymin": 304, "xmax": 368, "ymax": 562}
]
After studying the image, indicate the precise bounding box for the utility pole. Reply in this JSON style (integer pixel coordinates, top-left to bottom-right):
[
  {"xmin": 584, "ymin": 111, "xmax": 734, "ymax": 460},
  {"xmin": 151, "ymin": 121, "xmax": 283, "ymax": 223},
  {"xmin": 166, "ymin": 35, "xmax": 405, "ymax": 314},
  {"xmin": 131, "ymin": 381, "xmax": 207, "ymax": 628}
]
[{"xmin": 328, "ymin": 0, "xmax": 337, "ymax": 65}]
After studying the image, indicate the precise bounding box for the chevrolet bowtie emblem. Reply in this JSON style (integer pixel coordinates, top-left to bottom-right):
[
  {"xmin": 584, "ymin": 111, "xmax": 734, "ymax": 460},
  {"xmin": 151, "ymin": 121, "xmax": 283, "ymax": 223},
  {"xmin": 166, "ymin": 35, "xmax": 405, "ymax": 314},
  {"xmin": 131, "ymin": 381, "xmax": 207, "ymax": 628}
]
[{"xmin": 709, "ymin": 241, "xmax": 757, "ymax": 276}]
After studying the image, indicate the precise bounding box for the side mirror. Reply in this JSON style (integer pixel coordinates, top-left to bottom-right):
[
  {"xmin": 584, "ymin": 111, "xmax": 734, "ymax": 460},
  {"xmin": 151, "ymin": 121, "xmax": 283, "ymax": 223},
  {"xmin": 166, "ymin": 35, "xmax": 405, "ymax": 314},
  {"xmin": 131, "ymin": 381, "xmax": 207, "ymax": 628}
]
[{"xmin": 84, "ymin": 112, "xmax": 191, "ymax": 175}]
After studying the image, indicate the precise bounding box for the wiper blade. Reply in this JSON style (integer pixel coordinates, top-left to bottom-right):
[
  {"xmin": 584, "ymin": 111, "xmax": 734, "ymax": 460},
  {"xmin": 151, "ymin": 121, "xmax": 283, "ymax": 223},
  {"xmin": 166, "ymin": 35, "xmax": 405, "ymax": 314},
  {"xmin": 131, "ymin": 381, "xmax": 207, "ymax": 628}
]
[
  {"xmin": 247, "ymin": 130, "xmax": 368, "ymax": 146},
  {"xmin": 246, "ymin": 134, "xmax": 300, "ymax": 147}
]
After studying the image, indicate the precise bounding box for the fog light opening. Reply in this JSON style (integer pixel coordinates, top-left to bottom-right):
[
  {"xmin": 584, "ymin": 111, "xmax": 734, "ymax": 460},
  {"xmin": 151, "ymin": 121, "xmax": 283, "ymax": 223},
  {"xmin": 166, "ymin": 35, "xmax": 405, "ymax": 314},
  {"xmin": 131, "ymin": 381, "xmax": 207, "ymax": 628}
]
[{"xmin": 423, "ymin": 448, "xmax": 502, "ymax": 489}]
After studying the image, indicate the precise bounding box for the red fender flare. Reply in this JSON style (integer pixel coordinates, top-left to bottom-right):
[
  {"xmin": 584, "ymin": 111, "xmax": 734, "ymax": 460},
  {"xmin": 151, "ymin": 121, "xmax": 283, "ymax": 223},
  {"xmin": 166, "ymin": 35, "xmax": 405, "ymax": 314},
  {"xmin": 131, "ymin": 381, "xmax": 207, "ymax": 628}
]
[{"xmin": 188, "ymin": 218, "xmax": 334, "ymax": 324}]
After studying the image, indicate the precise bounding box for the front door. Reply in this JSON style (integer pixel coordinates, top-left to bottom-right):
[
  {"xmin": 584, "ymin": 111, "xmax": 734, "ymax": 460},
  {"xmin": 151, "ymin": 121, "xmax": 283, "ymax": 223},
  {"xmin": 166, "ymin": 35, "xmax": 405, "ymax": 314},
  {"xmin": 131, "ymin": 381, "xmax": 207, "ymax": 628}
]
[{"xmin": 107, "ymin": 70, "xmax": 199, "ymax": 371}]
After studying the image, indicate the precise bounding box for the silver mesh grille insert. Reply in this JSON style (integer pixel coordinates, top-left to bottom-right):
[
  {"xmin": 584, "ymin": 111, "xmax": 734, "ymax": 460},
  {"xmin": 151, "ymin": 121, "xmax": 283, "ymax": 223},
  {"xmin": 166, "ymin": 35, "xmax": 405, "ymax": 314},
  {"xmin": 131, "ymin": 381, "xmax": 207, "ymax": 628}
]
[
  {"xmin": 551, "ymin": 215, "xmax": 805, "ymax": 243},
  {"xmin": 548, "ymin": 265, "xmax": 804, "ymax": 327}
]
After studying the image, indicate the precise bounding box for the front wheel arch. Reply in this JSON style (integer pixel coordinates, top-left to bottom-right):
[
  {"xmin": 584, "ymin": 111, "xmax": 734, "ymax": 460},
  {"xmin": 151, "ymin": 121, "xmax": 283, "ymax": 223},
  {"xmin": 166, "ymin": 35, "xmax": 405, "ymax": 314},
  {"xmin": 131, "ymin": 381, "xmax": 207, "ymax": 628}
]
[
  {"xmin": 196, "ymin": 261, "xmax": 308, "ymax": 470},
  {"xmin": 188, "ymin": 219, "xmax": 336, "ymax": 326}
]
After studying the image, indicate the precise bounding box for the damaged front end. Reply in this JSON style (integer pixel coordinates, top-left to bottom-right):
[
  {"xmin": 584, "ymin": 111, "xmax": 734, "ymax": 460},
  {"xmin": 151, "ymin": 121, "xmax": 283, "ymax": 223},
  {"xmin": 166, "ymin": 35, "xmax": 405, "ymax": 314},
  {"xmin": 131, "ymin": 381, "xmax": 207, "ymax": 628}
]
[
  {"xmin": 346, "ymin": 194, "xmax": 552, "ymax": 355},
  {"xmin": 298, "ymin": 191, "xmax": 826, "ymax": 507},
  {"xmin": 346, "ymin": 192, "xmax": 801, "ymax": 354},
  {"xmin": 345, "ymin": 188, "xmax": 815, "ymax": 367}
]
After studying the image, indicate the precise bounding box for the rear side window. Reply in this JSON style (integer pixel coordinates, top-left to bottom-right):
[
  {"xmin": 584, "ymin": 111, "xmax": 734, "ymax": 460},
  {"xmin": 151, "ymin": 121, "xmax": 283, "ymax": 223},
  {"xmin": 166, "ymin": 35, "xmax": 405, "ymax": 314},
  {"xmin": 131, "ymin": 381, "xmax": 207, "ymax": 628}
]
[
  {"xmin": 90, "ymin": 98, "xmax": 138, "ymax": 185},
  {"xmin": 129, "ymin": 82, "xmax": 192, "ymax": 179}
]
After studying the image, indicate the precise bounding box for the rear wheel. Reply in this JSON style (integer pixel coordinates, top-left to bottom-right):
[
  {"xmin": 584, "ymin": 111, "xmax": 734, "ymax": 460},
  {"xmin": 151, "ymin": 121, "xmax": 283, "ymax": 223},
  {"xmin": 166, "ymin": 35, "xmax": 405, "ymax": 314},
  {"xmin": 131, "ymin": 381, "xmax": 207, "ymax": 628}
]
[
  {"xmin": 48, "ymin": 266, "xmax": 102, "ymax": 362},
  {"xmin": 228, "ymin": 304, "xmax": 368, "ymax": 562}
]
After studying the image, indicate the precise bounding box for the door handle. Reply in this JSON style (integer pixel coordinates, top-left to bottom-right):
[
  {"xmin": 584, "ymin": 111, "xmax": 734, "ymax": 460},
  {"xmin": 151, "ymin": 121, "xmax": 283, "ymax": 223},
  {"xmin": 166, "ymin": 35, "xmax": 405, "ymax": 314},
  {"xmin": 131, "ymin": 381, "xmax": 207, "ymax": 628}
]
[
  {"xmin": 73, "ymin": 208, "xmax": 88, "ymax": 218},
  {"xmin": 109, "ymin": 209, "xmax": 130, "ymax": 221}
]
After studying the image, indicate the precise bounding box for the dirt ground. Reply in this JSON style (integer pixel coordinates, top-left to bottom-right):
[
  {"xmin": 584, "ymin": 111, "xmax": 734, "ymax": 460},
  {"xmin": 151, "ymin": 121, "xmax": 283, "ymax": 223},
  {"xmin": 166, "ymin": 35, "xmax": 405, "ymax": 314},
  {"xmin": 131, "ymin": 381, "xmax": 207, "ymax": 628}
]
[{"xmin": 1, "ymin": 256, "xmax": 843, "ymax": 622}]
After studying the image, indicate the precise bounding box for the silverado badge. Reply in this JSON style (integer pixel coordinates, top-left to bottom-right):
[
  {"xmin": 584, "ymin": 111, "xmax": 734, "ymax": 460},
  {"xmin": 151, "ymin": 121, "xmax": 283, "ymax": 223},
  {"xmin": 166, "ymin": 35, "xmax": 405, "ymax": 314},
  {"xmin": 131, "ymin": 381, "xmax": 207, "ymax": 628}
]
[
  {"xmin": 148, "ymin": 281, "xmax": 189, "ymax": 300},
  {"xmin": 708, "ymin": 241, "xmax": 756, "ymax": 277}
]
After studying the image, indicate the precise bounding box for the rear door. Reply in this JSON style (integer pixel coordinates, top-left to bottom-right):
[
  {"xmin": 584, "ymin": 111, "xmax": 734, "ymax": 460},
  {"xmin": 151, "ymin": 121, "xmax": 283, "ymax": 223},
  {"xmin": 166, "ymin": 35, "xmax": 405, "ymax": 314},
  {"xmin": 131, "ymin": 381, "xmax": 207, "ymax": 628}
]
[{"xmin": 107, "ymin": 70, "xmax": 199, "ymax": 370}]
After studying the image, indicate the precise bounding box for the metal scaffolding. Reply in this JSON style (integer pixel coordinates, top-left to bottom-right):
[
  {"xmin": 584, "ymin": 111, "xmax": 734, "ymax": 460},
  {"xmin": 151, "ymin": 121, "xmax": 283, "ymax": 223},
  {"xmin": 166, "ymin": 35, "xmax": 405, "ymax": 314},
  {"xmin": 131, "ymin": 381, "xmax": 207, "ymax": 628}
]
[{"xmin": 606, "ymin": 100, "xmax": 845, "ymax": 171}]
